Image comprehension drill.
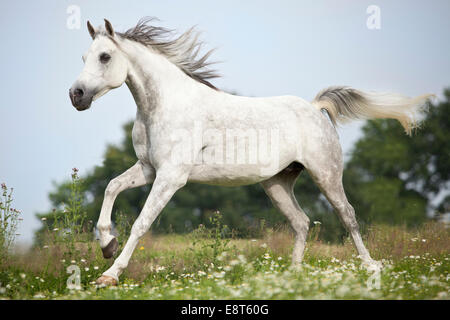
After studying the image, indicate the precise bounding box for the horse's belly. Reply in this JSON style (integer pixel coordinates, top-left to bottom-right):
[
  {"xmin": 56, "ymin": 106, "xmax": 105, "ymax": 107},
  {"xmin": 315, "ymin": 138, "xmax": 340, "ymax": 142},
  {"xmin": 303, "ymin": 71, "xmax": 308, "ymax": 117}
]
[{"xmin": 188, "ymin": 163, "xmax": 286, "ymax": 186}]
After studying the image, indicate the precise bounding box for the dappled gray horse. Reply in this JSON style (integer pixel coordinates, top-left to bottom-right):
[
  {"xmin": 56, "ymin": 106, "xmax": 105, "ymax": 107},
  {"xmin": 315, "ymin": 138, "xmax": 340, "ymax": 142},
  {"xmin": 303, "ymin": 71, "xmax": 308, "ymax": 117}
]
[{"xmin": 69, "ymin": 18, "xmax": 432, "ymax": 286}]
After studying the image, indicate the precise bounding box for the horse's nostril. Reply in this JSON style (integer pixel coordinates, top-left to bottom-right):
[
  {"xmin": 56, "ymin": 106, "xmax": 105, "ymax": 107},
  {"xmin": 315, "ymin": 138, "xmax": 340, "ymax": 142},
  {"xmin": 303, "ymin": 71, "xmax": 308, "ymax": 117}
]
[{"xmin": 74, "ymin": 88, "xmax": 84, "ymax": 98}]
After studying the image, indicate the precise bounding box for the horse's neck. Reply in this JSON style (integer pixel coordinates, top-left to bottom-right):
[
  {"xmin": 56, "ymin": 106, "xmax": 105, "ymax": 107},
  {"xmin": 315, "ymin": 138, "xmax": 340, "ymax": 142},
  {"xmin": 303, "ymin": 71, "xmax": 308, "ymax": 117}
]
[{"xmin": 124, "ymin": 41, "xmax": 202, "ymax": 116}]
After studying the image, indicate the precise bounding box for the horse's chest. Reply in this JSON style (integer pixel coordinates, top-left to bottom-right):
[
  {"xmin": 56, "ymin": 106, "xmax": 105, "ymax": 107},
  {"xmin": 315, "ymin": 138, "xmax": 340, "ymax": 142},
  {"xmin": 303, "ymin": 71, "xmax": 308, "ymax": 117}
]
[{"xmin": 132, "ymin": 120, "xmax": 150, "ymax": 165}]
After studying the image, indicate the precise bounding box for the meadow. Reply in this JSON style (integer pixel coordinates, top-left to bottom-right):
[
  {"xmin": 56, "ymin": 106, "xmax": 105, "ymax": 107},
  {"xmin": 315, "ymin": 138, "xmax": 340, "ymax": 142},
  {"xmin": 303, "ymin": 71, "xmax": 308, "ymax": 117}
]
[{"xmin": 0, "ymin": 218, "xmax": 448, "ymax": 300}]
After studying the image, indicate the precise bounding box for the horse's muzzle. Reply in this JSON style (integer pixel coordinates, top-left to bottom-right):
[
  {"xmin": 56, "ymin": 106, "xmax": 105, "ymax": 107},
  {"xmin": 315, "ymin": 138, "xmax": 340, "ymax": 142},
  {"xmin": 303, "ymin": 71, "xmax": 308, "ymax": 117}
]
[{"xmin": 69, "ymin": 87, "xmax": 92, "ymax": 111}]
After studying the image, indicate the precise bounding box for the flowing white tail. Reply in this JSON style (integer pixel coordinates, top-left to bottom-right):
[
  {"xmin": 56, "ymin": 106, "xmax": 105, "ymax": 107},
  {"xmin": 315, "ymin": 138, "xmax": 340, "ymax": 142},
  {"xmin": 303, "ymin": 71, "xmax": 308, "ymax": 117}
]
[{"xmin": 312, "ymin": 86, "xmax": 433, "ymax": 135}]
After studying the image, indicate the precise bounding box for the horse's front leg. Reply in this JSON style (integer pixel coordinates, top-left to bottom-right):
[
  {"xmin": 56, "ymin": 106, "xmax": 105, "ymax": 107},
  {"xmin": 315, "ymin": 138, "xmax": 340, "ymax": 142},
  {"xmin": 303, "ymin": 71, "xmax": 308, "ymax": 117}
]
[
  {"xmin": 96, "ymin": 166, "xmax": 189, "ymax": 286},
  {"xmin": 97, "ymin": 161, "xmax": 155, "ymax": 258}
]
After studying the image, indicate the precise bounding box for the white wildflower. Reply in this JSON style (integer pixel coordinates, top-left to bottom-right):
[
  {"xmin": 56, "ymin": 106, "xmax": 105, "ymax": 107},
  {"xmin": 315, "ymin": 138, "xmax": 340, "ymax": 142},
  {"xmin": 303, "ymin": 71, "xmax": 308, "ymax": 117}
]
[
  {"xmin": 213, "ymin": 271, "xmax": 225, "ymax": 278},
  {"xmin": 238, "ymin": 255, "xmax": 247, "ymax": 264},
  {"xmin": 230, "ymin": 260, "xmax": 240, "ymax": 266}
]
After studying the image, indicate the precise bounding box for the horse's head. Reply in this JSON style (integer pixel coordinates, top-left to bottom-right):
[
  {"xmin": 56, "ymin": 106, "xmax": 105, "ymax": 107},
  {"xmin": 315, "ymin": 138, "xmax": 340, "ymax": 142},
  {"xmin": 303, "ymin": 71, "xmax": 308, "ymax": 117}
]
[{"xmin": 69, "ymin": 19, "xmax": 128, "ymax": 111}]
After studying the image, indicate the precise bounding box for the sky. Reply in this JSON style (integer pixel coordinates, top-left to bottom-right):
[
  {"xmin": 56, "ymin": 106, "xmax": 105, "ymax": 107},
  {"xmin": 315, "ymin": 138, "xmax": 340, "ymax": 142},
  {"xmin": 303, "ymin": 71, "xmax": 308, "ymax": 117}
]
[{"xmin": 0, "ymin": 0, "xmax": 449, "ymax": 245}]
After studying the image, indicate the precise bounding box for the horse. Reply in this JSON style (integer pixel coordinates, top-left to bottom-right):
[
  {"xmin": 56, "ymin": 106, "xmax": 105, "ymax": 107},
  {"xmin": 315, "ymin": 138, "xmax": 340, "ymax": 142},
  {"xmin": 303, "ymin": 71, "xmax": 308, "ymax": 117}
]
[{"xmin": 69, "ymin": 18, "xmax": 432, "ymax": 286}]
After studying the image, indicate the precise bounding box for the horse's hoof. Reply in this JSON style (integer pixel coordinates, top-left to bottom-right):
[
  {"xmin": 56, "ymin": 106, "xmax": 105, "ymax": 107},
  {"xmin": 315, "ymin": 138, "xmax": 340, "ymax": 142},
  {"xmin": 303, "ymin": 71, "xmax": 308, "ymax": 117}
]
[
  {"xmin": 101, "ymin": 237, "xmax": 118, "ymax": 259},
  {"xmin": 95, "ymin": 275, "xmax": 118, "ymax": 287}
]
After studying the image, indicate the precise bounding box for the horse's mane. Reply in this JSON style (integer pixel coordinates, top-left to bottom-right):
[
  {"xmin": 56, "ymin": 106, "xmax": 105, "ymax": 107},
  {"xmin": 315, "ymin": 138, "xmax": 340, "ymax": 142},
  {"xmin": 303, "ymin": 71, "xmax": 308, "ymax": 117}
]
[{"xmin": 116, "ymin": 17, "xmax": 220, "ymax": 90}]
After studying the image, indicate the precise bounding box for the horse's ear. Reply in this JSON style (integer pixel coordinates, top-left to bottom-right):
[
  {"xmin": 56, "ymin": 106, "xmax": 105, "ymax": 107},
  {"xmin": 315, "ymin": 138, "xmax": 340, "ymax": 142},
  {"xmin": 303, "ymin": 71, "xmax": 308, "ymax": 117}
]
[
  {"xmin": 87, "ymin": 20, "xmax": 96, "ymax": 40},
  {"xmin": 104, "ymin": 19, "xmax": 115, "ymax": 37}
]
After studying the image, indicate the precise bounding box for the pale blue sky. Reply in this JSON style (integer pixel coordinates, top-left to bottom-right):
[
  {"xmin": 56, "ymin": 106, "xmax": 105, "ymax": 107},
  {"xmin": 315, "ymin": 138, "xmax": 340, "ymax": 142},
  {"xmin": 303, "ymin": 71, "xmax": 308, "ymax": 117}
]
[{"xmin": 0, "ymin": 0, "xmax": 449, "ymax": 244}]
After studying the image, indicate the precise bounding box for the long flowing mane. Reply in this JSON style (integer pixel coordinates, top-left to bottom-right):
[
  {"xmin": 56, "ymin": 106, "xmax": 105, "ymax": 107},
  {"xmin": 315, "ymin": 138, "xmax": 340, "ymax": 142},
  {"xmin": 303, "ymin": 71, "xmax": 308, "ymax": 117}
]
[{"xmin": 117, "ymin": 17, "xmax": 220, "ymax": 90}]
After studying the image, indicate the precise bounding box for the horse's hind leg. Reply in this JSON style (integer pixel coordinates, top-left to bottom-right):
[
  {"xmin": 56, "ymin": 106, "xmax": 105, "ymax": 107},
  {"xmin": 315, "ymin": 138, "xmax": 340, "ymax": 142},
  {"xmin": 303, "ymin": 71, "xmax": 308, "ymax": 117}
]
[
  {"xmin": 304, "ymin": 148, "xmax": 381, "ymax": 271},
  {"xmin": 261, "ymin": 163, "xmax": 310, "ymax": 264}
]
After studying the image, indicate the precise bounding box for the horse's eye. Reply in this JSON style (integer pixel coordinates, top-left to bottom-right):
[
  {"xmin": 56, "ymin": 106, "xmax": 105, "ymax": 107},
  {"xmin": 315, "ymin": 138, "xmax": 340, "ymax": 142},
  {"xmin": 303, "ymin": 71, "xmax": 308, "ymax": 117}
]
[{"xmin": 99, "ymin": 53, "xmax": 111, "ymax": 63}]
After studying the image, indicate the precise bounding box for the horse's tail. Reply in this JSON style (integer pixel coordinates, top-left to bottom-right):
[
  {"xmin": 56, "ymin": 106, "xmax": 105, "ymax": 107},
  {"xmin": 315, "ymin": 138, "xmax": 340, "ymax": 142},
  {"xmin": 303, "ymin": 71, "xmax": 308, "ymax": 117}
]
[{"xmin": 311, "ymin": 86, "xmax": 434, "ymax": 135}]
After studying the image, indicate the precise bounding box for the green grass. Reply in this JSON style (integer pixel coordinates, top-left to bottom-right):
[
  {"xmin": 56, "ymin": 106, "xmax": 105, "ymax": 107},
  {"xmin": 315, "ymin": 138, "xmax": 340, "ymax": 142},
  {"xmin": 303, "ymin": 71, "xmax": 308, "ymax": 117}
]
[{"xmin": 0, "ymin": 222, "xmax": 449, "ymax": 300}]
